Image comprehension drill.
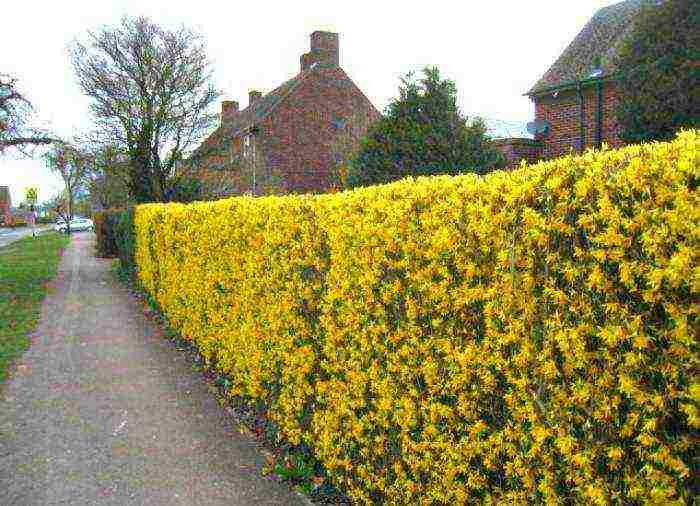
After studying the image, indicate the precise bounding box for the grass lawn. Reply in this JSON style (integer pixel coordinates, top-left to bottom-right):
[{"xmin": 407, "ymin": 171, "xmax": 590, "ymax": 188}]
[{"xmin": 0, "ymin": 232, "xmax": 69, "ymax": 384}]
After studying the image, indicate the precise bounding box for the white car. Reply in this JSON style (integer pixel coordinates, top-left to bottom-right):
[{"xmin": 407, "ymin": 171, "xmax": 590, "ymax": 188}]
[{"xmin": 55, "ymin": 217, "xmax": 94, "ymax": 233}]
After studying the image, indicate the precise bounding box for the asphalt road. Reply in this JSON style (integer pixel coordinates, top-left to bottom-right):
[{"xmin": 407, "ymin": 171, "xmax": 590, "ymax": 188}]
[{"xmin": 0, "ymin": 226, "xmax": 51, "ymax": 248}]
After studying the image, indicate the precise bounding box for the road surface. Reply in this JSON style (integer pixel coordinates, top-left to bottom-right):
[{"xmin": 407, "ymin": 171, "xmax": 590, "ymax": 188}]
[{"xmin": 0, "ymin": 226, "xmax": 51, "ymax": 248}]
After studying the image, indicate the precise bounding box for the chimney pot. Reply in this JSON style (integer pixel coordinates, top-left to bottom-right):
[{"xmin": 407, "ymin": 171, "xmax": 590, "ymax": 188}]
[
  {"xmin": 249, "ymin": 90, "xmax": 262, "ymax": 106},
  {"xmin": 299, "ymin": 31, "xmax": 339, "ymax": 72},
  {"xmin": 221, "ymin": 100, "xmax": 239, "ymax": 126},
  {"xmin": 300, "ymin": 52, "xmax": 314, "ymax": 72},
  {"xmin": 310, "ymin": 31, "xmax": 339, "ymax": 67}
]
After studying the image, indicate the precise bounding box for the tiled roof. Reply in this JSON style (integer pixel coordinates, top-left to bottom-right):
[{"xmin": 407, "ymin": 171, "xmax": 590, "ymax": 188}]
[
  {"xmin": 192, "ymin": 69, "xmax": 312, "ymax": 159},
  {"xmin": 527, "ymin": 0, "xmax": 655, "ymax": 95},
  {"xmin": 224, "ymin": 74, "xmax": 306, "ymax": 137}
]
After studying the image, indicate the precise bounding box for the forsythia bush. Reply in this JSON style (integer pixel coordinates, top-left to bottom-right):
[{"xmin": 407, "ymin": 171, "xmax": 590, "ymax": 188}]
[{"xmin": 135, "ymin": 131, "xmax": 699, "ymax": 504}]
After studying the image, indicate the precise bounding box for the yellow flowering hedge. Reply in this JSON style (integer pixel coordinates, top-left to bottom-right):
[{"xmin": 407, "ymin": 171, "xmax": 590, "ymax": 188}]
[{"xmin": 135, "ymin": 131, "xmax": 699, "ymax": 504}]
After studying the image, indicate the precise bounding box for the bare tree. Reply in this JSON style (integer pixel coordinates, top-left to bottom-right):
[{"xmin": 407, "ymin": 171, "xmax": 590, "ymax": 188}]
[
  {"xmin": 83, "ymin": 141, "xmax": 132, "ymax": 210},
  {"xmin": 70, "ymin": 16, "xmax": 220, "ymax": 203},
  {"xmin": 44, "ymin": 142, "xmax": 91, "ymax": 232},
  {"xmin": 0, "ymin": 73, "xmax": 55, "ymax": 155},
  {"xmin": 45, "ymin": 193, "xmax": 70, "ymax": 229}
]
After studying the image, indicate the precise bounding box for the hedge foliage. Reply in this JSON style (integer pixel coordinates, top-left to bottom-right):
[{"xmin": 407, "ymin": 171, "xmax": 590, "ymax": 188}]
[
  {"xmin": 134, "ymin": 131, "xmax": 698, "ymax": 504},
  {"xmin": 94, "ymin": 208, "xmax": 137, "ymax": 276},
  {"xmin": 113, "ymin": 207, "xmax": 136, "ymax": 276},
  {"xmin": 93, "ymin": 209, "xmax": 120, "ymax": 257}
]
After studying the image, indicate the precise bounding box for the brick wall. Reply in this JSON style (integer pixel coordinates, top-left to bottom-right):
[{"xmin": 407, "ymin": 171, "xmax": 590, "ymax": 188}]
[
  {"xmin": 260, "ymin": 66, "xmax": 381, "ymax": 194},
  {"xmin": 493, "ymin": 138, "xmax": 543, "ymax": 168},
  {"xmin": 533, "ymin": 81, "xmax": 623, "ymax": 159}
]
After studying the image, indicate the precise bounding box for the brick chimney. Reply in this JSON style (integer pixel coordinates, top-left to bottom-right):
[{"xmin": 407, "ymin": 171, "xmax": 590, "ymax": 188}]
[
  {"xmin": 300, "ymin": 31, "xmax": 339, "ymax": 72},
  {"xmin": 249, "ymin": 90, "xmax": 262, "ymax": 106},
  {"xmin": 300, "ymin": 52, "xmax": 314, "ymax": 72},
  {"xmin": 221, "ymin": 100, "xmax": 239, "ymax": 126}
]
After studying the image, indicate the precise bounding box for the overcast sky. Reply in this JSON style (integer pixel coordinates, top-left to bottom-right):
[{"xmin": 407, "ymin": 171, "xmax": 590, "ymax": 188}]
[{"xmin": 1, "ymin": 0, "xmax": 615, "ymax": 205}]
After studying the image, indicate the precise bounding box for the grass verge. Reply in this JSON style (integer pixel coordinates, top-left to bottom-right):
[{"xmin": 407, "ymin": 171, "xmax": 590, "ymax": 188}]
[{"xmin": 0, "ymin": 232, "xmax": 70, "ymax": 383}]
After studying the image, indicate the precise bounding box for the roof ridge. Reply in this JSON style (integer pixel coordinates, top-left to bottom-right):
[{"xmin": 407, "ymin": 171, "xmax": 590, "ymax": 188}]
[
  {"xmin": 190, "ymin": 65, "xmax": 331, "ymax": 161},
  {"xmin": 245, "ymin": 70, "xmax": 309, "ymax": 127},
  {"xmin": 224, "ymin": 67, "xmax": 320, "ymax": 138},
  {"xmin": 527, "ymin": 0, "xmax": 652, "ymax": 95}
]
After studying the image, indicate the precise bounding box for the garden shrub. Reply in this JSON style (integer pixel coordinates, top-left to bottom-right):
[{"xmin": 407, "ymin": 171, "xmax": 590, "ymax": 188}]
[
  {"xmin": 133, "ymin": 130, "xmax": 699, "ymax": 503},
  {"xmin": 113, "ymin": 206, "xmax": 136, "ymax": 277},
  {"xmin": 94, "ymin": 207, "xmax": 136, "ymax": 277},
  {"xmin": 93, "ymin": 209, "xmax": 121, "ymax": 257}
]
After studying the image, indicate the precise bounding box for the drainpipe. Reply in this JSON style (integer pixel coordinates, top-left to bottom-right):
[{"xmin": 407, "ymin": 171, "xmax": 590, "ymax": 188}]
[
  {"xmin": 596, "ymin": 80, "xmax": 603, "ymax": 149},
  {"xmin": 250, "ymin": 126, "xmax": 260, "ymax": 196},
  {"xmin": 577, "ymin": 81, "xmax": 586, "ymax": 153},
  {"xmin": 251, "ymin": 136, "xmax": 256, "ymax": 196}
]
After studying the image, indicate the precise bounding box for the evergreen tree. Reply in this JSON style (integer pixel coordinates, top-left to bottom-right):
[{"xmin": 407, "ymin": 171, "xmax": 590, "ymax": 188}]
[
  {"xmin": 348, "ymin": 66, "xmax": 504, "ymax": 188},
  {"xmin": 615, "ymin": 0, "xmax": 699, "ymax": 143}
]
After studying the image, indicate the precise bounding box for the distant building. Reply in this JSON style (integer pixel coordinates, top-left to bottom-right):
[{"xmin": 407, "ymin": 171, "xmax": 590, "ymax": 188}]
[
  {"xmin": 492, "ymin": 137, "xmax": 543, "ymax": 168},
  {"xmin": 191, "ymin": 31, "xmax": 381, "ymax": 195},
  {"xmin": 0, "ymin": 186, "xmax": 12, "ymax": 225},
  {"xmin": 496, "ymin": 0, "xmax": 655, "ymax": 167}
]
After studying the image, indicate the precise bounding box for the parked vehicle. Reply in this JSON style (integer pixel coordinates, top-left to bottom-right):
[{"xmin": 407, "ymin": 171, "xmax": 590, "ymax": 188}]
[{"xmin": 55, "ymin": 217, "xmax": 94, "ymax": 233}]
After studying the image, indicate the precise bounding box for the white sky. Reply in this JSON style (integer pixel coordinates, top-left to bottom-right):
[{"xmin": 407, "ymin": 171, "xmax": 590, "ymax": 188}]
[{"xmin": 0, "ymin": 0, "xmax": 614, "ymax": 205}]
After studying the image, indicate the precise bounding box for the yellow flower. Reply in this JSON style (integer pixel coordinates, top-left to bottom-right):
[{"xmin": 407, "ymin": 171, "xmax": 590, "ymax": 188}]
[
  {"xmin": 607, "ymin": 447, "xmax": 623, "ymax": 462},
  {"xmin": 131, "ymin": 130, "xmax": 699, "ymax": 503}
]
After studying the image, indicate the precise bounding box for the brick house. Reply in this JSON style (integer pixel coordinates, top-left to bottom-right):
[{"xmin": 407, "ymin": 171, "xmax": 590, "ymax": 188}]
[
  {"xmin": 0, "ymin": 186, "xmax": 11, "ymax": 225},
  {"xmin": 497, "ymin": 0, "xmax": 652, "ymax": 166},
  {"xmin": 191, "ymin": 31, "xmax": 381, "ymax": 195},
  {"xmin": 492, "ymin": 137, "xmax": 543, "ymax": 167}
]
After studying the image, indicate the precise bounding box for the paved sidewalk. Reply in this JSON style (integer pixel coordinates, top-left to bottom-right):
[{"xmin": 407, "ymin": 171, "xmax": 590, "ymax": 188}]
[{"xmin": 0, "ymin": 233, "xmax": 305, "ymax": 505}]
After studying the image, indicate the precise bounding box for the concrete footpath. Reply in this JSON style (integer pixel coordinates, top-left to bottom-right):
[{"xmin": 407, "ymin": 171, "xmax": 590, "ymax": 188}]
[{"xmin": 0, "ymin": 233, "xmax": 306, "ymax": 505}]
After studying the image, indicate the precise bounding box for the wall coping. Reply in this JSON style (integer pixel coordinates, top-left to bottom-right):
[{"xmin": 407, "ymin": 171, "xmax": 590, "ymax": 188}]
[{"xmin": 493, "ymin": 137, "xmax": 543, "ymax": 146}]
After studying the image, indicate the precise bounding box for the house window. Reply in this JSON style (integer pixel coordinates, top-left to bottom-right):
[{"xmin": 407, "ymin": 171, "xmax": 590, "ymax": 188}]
[{"xmin": 331, "ymin": 117, "xmax": 346, "ymax": 131}]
